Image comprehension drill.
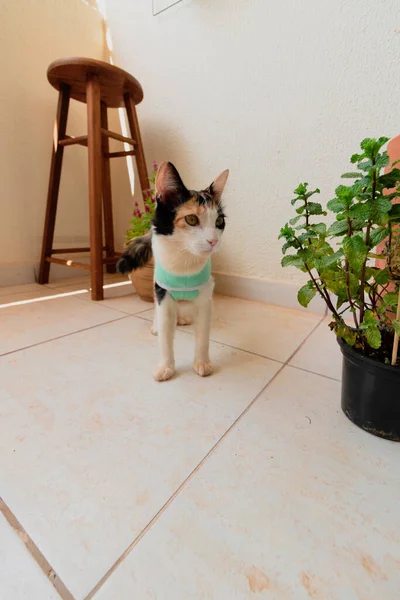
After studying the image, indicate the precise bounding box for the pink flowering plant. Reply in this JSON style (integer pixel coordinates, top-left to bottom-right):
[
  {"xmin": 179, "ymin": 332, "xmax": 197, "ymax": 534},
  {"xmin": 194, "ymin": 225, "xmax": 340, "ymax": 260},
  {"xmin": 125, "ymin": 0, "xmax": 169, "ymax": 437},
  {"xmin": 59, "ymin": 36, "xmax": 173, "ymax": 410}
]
[{"xmin": 125, "ymin": 161, "xmax": 158, "ymax": 242}]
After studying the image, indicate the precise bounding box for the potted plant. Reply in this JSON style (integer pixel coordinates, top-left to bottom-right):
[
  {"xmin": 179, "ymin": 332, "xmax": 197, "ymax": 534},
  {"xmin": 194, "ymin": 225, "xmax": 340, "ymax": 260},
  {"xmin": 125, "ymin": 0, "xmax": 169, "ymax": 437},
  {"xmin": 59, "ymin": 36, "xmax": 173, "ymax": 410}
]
[
  {"xmin": 124, "ymin": 162, "xmax": 158, "ymax": 302},
  {"xmin": 279, "ymin": 137, "xmax": 400, "ymax": 441}
]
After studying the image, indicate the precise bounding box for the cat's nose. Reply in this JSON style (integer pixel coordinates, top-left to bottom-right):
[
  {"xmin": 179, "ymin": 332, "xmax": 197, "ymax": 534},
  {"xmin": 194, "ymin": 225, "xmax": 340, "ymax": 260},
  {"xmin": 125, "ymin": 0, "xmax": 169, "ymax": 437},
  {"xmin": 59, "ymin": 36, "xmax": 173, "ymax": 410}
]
[{"xmin": 207, "ymin": 239, "xmax": 218, "ymax": 248}]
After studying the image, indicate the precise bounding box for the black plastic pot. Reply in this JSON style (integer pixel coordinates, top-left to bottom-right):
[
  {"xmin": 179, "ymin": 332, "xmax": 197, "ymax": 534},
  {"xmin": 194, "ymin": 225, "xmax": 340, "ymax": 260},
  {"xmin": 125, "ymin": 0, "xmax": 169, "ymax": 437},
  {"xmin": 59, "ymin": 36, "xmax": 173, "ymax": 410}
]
[{"xmin": 338, "ymin": 338, "xmax": 400, "ymax": 441}]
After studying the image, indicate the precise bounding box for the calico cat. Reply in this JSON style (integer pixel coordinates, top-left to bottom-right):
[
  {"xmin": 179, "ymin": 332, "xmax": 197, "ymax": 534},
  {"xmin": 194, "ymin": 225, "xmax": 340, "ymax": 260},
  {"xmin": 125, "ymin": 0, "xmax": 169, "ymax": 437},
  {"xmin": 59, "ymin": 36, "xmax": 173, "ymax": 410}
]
[{"xmin": 118, "ymin": 161, "xmax": 229, "ymax": 381}]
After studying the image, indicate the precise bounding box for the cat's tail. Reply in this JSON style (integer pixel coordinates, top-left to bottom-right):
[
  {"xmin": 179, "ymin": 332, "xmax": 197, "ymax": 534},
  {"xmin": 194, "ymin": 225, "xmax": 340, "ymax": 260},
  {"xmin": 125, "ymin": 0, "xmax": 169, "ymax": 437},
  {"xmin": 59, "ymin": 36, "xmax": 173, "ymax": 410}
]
[{"xmin": 117, "ymin": 232, "xmax": 153, "ymax": 274}]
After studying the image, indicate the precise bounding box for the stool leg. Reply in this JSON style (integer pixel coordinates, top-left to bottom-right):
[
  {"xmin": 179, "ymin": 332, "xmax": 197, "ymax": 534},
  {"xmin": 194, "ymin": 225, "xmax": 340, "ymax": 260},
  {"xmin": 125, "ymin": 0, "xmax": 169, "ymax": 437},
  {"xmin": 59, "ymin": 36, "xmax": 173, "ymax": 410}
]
[
  {"xmin": 38, "ymin": 85, "xmax": 70, "ymax": 284},
  {"xmin": 87, "ymin": 75, "xmax": 104, "ymax": 301},
  {"xmin": 123, "ymin": 92, "xmax": 149, "ymax": 193},
  {"xmin": 100, "ymin": 102, "xmax": 116, "ymax": 274}
]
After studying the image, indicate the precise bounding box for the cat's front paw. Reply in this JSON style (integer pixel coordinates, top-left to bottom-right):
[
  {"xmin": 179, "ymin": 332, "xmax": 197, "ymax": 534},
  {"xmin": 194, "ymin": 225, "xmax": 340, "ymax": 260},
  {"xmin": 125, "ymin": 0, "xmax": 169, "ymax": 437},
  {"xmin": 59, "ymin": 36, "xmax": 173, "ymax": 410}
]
[
  {"xmin": 150, "ymin": 324, "xmax": 158, "ymax": 336},
  {"xmin": 153, "ymin": 364, "xmax": 175, "ymax": 382},
  {"xmin": 193, "ymin": 360, "xmax": 213, "ymax": 377}
]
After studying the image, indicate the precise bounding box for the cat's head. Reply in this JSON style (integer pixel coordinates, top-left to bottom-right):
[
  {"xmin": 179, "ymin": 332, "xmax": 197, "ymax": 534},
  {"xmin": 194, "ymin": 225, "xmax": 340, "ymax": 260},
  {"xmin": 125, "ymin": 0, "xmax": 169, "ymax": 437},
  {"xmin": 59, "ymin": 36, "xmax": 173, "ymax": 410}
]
[{"xmin": 152, "ymin": 162, "xmax": 229, "ymax": 257}]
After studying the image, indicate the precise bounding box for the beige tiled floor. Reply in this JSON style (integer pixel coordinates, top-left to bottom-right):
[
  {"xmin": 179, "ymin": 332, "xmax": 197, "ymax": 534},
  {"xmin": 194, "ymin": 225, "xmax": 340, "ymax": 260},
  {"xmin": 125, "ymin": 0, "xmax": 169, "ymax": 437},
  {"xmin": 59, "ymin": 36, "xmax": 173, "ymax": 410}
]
[
  {"xmin": 0, "ymin": 276, "xmax": 399, "ymax": 600},
  {"xmin": 289, "ymin": 317, "xmax": 343, "ymax": 380},
  {"xmin": 0, "ymin": 512, "xmax": 58, "ymax": 600}
]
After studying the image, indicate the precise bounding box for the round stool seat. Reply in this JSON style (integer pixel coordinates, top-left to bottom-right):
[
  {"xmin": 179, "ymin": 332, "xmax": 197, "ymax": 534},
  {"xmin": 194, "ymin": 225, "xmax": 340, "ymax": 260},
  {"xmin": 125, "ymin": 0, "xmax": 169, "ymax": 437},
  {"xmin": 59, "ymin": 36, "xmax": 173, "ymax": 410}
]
[{"xmin": 47, "ymin": 57, "xmax": 144, "ymax": 108}]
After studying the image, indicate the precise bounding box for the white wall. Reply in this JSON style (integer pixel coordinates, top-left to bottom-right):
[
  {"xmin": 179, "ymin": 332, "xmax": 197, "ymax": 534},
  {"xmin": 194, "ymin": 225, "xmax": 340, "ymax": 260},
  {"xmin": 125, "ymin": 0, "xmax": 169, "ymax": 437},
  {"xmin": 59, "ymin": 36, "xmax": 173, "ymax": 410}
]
[
  {"xmin": 0, "ymin": 0, "xmax": 104, "ymax": 285},
  {"xmin": 104, "ymin": 0, "xmax": 400, "ymax": 300}
]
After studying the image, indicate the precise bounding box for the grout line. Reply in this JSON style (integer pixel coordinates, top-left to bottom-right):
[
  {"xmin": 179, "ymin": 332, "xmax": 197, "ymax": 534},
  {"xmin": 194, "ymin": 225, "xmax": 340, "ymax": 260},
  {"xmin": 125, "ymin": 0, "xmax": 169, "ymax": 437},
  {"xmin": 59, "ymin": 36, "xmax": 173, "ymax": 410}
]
[
  {"xmin": 84, "ymin": 372, "xmax": 286, "ymax": 599},
  {"xmin": 0, "ymin": 497, "xmax": 75, "ymax": 600},
  {"xmin": 84, "ymin": 315, "xmax": 325, "ymax": 600},
  {"xmin": 134, "ymin": 312, "xmax": 313, "ymax": 367},
  {"xmin": 61, "ymin": 293, "xmax": 153, "ymax": 317},
  {"xmin": 0, "ymin": 315, "xmax": 130, "ymax": 359},
  {"xmin": 289, "ymin": 364, "xmax": 341, "ymax": 382},
  {"xmin": 283, "ymin": 315, "xmax": 326, "ymax": 365},
  {"xmin": 283, "ymin": 313, "xmax": 327, "ymax": 364},
  {"xmin": 128, "ymin": 306, "xmax": 155, "ymax": 317},
  {"xmin": 44, "ymin": 274, "xmax": 124, "ymax": 290},
  {"xmin": 43, "ymin": 285, "xmax": 155, "ymax": 319}
]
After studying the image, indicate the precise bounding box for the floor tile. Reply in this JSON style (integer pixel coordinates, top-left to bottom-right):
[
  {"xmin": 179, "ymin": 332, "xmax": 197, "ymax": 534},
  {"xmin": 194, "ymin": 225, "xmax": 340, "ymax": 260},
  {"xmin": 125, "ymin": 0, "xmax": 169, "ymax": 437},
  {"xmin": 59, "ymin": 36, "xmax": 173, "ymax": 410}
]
[
  {"xmin": 0, "ymin": 512, "xmax": 59, "ymax": 600},
  {"xmin": 0, "ymin": 317, "xmax": 279, "ymax": 598},
  {"xmin": 0, "ymin": 283, "xmax": 48, "ymax": 298},
  {"xmin": 46, "ymin": 273, "xmax": 124, "ymax": 289},
  {"xmin": 141, "ymin": 296, "xmax": 322, "ymax": 363},
  {"xmin": 0, "ymin": 293, "xmax": 125, "ymax": 355},
  {"xmin": 49, "ymin": 278, "xmax": 153, "ymax": 315},
  {"xmin": 0, "ymin": 287, "xmax": 60, "ymax": 307},
  {"xmin": 94, "ymin": 367, "xmax": 400, "ymax": 600},
  {"xmin": 290, "ymin": 317, "xmax": 342, "ymax": 380}
]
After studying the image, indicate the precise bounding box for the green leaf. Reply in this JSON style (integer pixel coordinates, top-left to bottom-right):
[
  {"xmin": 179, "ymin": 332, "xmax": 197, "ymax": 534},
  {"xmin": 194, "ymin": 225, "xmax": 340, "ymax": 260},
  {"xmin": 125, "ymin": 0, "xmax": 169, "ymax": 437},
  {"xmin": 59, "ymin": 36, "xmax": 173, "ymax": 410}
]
[
  {"xmin": 282, "ymin": 240, "xmax": 298, "ymax": 254},
  {"xmin": 351, "ymin": 153, "xmax": 363, "ymax": 164},
  {"xmin": 372, "ymin": 267, "xmax": 390, "ymax": 285},
  {"xmin": 378, "ymin": 169, "xmax": 400, "ymax": 189},
  {"xmin": 352, "ymin": 177, "xmax": 371, "ymax": 195},
  {"xmin": 349, "ymin": 203, "xmax": 370, "ymax": 220},
  {"xmin": 297, "ymin": 248, "xmax": 314, "ymax": 264},
  {"xmin": 360, "ymin": 137, "xmax": 389, "ymax": 157},
  {"xmin": 297, "ymin": 232, "xmax": 317, "ymax": 244},
  {"xmin": 281, "ymin": 255, "xmax": 305, "ymax": 268},
  {"xmin": 278, "ymin": 224, "xmax": 295, "ymax": 240},
  {"xmin": 294, "ymin": 183, "xmax": 308, "ymax": 195},
  {"xmin": 382, "ymin": 292, "xmax": 399, "ymax": 307},
  {"xmin": 374, "ymin": 197, "xmax": 393, "ymax": 213},
  {"xmin": 327, "ymin": 197, "xmax": 346, "ymax": 213},
  {"xmin": 327, "ymin": 220, "xmax": 349, "ymax": 236},
  {"xmin": 393, "ymin": 320, "xmax": 400, "ymax": 336},
  {"xmin": 297, "ymin": 283, "xmax": 317, "ymax": 308},
  {"xmin": 305, "ymin": 188, "xmax": 321, "ymax": 199},
  {"xmin": 389, "ymin": 205, "xmax": 400, "ymax": 222},
  {"xmin": 341, "ymin": 172, "xmax": 362, "ymax": 179},
  {"xmin": 358, "ymin": 160, "xmax": 373, "ymax": 172},
  {"xmin": 324, "ymin": 271, "xmax": 357, "ymax": 301},
  {"xmin": 369, "ymin": 227, "xmax": 389, "ymax": 247},
  {"xmin": 289, "ymin": 215, "xmax": 302, "ymax": 226},
  {"xmin": 363, "ymin": 310, "xmax": 377, "ymax": 326},
  {"xmin": 366, "ymin": 327, "xmax": 382, "ymax": 349},
  {"xmin": 336, "ymin": 185, "xmax": 356, "ymax": 202},
  {"xmin": 311, "ymin": 223, "xmax": 327, "ymax": 235},
  {"xmin": 336, "ymin": 324, "xmax": 357, "ymax": 346},
  {"xmin": 318, "ymin": 249, "xmax": 343, "ymax": 269},
  {"xmin": 342, "ymin": 236, "xmax": 367, "ymax": 271},
  {"xmin": 307, "ymin": 202, "xmax": 326, "ymax": 216},
  {"xmin": 375, "ymin": 152, "xmax": 390, "ymax": 170}
]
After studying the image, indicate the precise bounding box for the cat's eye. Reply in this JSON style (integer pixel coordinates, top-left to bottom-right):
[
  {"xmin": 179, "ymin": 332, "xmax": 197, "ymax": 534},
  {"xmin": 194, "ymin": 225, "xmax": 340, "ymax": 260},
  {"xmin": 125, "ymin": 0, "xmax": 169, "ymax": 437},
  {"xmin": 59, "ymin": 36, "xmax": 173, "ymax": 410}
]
[
  {"xmin": 185, "ymin": 214, "xmax": 199, "ymax": 226},
  {"xmin": 215, "ymin": 215, "xmax": 225, "ymax": 229}
]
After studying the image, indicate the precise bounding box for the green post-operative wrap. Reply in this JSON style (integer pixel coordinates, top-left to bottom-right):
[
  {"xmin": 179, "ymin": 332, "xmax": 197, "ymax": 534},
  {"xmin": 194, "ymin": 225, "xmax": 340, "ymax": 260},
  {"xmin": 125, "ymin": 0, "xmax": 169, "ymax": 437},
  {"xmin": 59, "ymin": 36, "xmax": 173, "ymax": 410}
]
[{"xmin": 154, "ymin": 252, "xmax": 211, "ymax": 301}]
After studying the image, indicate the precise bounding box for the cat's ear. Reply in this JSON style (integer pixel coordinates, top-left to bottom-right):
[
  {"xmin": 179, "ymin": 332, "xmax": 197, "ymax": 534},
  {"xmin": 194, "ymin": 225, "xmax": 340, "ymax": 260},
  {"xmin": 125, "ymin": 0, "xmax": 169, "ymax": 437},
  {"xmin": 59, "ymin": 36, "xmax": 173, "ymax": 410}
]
[
  {"xmin": 155, "ymin": 162, "xmax": 190, "ymax": 207},
  {"xmin": 209, "ymin": 169, "xmax": 229, "ymax": 200}
]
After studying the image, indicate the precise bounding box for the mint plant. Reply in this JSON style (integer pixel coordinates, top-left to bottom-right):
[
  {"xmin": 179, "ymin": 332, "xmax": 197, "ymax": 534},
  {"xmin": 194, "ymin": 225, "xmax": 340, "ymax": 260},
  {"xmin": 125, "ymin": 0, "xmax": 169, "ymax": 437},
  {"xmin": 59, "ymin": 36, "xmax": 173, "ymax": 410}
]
[
  {"xmin": 279, "ymin": 137, "xmax": 400, "ymax": 365},
  {"xmin": 125, "ymin": 162, "xmax": 158, "ymax": 242}
]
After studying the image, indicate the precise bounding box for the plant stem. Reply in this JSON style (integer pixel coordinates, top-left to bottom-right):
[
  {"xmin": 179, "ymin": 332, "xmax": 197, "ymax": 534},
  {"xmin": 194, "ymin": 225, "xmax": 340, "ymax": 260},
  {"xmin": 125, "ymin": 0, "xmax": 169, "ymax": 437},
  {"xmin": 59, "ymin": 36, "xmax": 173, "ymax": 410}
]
[
  {"xmin": 388, "ymin": 221, "xmax": 394, "ymax": 277},
  {"xmin": 306, "ymin": 265, "xmax": 342, "ymax": 320},
  {"xmin": 359, "ymin": 167, "xmax": 376, "ymax": 322},
  {"xmin": 344, "ymin": 213, "xmax": 359, "ymax": 328},
  {"xmin": 391, "ymin": 286, "xmax": 400, "ymax": 366},
  {"xmin": 304, "ymin": 194, "xmax": 313, "ymax": 245}
]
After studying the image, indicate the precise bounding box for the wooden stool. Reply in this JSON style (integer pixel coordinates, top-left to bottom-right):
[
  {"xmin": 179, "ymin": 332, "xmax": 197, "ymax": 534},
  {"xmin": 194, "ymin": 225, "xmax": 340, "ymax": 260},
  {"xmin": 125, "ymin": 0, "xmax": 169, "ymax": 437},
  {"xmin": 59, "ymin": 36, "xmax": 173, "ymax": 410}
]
[{"xmin": 38, "ymin": 57, "xmax": 148, "ymax": 300}]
